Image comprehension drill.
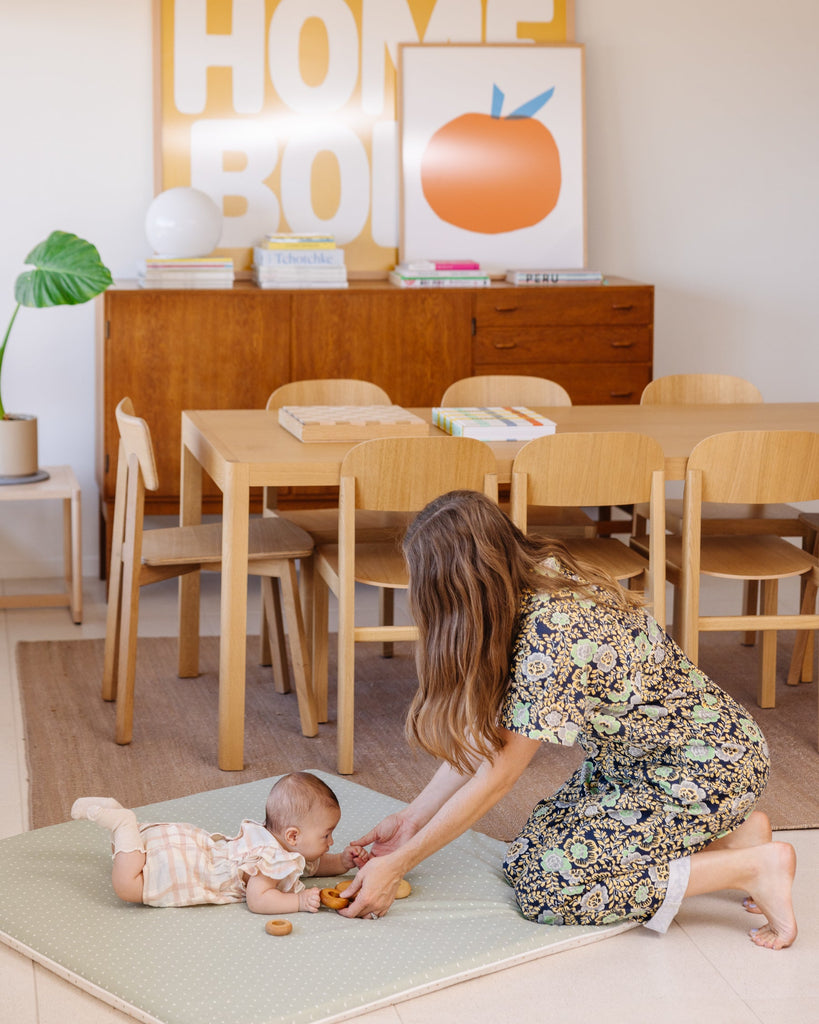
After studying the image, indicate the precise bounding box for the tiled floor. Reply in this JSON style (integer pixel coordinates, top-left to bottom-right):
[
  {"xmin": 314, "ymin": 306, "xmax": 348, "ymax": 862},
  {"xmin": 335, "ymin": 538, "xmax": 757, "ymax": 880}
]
[{"xmin": 0, "ymin": 573, "xmax": 816, "ymax": 1024}]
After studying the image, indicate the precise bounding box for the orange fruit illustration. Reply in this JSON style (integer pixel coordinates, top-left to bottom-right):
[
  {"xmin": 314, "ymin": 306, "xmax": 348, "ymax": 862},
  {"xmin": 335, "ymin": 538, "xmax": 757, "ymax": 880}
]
[{"xmin": 420, "ymin": 86, "xmax": 561, "ymax": 234}]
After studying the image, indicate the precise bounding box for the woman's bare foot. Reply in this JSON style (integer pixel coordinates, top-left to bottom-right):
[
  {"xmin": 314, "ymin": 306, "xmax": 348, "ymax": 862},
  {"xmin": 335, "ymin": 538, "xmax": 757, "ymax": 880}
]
[
  {"xmin": 709, "ymin": 812, "xmax": 773, "ymax": 914},
  {"xmin": 745, "ymin": 841, "xmax": 797, "ymax": 949}
]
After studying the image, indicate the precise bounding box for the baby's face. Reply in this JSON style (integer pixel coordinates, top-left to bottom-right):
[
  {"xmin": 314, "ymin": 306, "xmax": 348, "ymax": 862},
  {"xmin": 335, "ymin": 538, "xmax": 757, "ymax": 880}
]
[{"xmin": 295, "ymin": 804, "xmax": 341, "ymax": 862}]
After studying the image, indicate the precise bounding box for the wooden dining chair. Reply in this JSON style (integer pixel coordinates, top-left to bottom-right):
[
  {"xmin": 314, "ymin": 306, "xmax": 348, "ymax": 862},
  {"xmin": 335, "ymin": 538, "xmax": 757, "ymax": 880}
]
[
  {"xmin": 634, "ymin": 373, "xmax": 810, "ymax": 641},
  {"xmin": 635, "ymin": 374, "xmax": 807, "ymax": 539},
  {"xmin": 510, "ymin": 432, "xmax": 667, "ymax": 627},
  {"xmin": 440, "ymin": 374, "xmax": 595, "ymax": 540},
  {"xmin": 441, "ymin": 374, "xmax": 572, "ymax": 407},
  {"xmin": 103, "ymin": 397, "xmax": 318, "ymax": 747},
  {"xmin": 313, "ymin": 435, "xmax": 498, "ymax": 774},
  {"xmin": 261, "ymin": 379, "xmax": 409, "ymax": 668},
  {"xmin": 663, "ymin": 430, "xmax": 819, "ymax": 711}
]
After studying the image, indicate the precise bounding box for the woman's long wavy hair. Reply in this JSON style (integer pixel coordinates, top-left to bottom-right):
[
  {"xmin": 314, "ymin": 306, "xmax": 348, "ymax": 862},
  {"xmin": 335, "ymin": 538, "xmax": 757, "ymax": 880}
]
[{"xmin": 402, "ymin": 490, "xmax": 641, "ymax": 773}]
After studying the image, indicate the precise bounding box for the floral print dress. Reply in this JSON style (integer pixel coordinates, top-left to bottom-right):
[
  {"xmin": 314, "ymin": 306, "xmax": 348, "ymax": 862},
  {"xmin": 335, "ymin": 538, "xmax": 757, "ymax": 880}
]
[{"xmin": 499, "ymin": 576, "xmax": 769, "ymax": 931}]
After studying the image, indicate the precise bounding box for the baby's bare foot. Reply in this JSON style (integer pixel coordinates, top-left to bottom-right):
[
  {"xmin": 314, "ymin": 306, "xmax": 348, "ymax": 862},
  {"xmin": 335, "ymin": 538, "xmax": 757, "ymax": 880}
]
[{"xmin": 746, "ymin": 842, "xmax": 797, "ymax": 949}]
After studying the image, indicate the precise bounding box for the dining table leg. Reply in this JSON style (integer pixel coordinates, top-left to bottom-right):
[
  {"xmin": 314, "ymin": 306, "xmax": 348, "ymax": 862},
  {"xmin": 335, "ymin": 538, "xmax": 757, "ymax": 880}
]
[{"xmin": 218, "ymin": 463, "xmax": 251, "ymax": 770}]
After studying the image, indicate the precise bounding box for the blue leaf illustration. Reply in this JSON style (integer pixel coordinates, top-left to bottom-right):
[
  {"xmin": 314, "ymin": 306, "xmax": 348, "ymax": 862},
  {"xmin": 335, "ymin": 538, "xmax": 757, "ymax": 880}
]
[
  {"xmin": 491, "ymin": 84, "xmax": 505, "ymax": 118},
  {"xmin": 508, "ymin": 86, "xmax": 555, "ymax": 119}
]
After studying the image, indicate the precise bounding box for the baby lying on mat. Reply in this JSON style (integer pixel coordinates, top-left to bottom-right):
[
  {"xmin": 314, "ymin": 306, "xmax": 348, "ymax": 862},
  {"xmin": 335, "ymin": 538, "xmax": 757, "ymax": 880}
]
[{"xmin": 71, "ymin": 771, "xmax": 368, "ymax": 914}]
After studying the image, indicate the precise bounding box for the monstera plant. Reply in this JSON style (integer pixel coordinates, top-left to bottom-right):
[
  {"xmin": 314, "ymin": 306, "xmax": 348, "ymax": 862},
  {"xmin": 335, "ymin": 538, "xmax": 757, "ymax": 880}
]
[{"xmin": 0, "ymin": 231, "xmax": 112, "ymax": 475}]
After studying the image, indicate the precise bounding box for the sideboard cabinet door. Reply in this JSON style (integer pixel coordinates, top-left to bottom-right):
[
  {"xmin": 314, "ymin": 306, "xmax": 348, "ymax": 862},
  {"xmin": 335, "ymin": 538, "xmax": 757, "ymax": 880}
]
[
  {"xmin": 98, "ymin": 284, "xmax": 290, "ymax": 520},
  {"xmin": 290, "ymin": 283, "xmax": 473, "ymax": 406}
]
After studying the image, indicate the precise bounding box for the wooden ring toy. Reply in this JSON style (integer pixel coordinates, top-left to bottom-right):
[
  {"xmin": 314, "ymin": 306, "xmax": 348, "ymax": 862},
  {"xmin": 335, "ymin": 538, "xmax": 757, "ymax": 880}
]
[
  {"xmin": 320, "ymin": 887, "xmax": 350, "ymax": 910},
  {"xmin": 335, "ymin": 879, "xmax": 354, "ymax": 894},
  {"xmin": 265, "ymin": 918, "xmax": 293, "ymax": 936},
  {"xmin": 395, "ymin": 878, "xmax": 411, "ymax": 899}
]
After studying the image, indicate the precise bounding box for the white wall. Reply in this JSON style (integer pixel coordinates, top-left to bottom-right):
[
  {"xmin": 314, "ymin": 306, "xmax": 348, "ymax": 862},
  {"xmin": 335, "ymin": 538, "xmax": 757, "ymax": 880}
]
[{"xmin": 0, "ymin": 0, "xmax": 817, "ymax": 579}]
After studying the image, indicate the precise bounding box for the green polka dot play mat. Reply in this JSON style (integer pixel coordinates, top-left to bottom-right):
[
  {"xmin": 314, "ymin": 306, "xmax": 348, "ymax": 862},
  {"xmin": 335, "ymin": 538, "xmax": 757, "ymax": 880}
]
[{"xmin": 0, "ymin": 772, "xmax": 634, "ymax": 1024}]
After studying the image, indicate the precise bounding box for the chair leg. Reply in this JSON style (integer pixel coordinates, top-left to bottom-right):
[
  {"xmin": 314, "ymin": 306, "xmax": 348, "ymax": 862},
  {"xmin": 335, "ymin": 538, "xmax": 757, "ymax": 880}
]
[
  {"xmin": 312, "ymin": 569, "xmax": 330, "ymax": 724},
  {"xmin": 278, "ymin": 562, "xmax": 318, "ymax": 737},
  {"xmin": 337, "ymin": 580, "xmax": 356, "ymax": 776},
  {"xmin": 787, "ymin": 575, "xmax": 818, "ymax": 686},
  {"xmin": 742, "ymin": 580, "xmax": 758, "ymax": 646},
  {"xmin": 102, "ymin": 551, "xmax": 124, "ymax": 702},
  {"xmin": 259, "ymin": 578, "xmax": 272, "ymax": 667},
  {"xmin": 114, "ymin": 560, "xmax": 141, "ymax": 745},
  {"xmin": 379, "ymin": 587, "xmax": 394, "ymax": 659},
  {"xmin": 261, "ymin": 576, "xmax": 290, "ymax": 694},
  {"xmin": 757, "ymin": 579, "xmax": 778, "ymax": 709}
]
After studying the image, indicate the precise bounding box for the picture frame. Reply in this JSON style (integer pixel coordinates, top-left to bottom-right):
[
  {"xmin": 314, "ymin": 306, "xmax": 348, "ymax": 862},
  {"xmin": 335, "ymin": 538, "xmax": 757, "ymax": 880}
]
[{"xmin": 398, "ymin": 43, "xmax": 586, "ymax": 272}]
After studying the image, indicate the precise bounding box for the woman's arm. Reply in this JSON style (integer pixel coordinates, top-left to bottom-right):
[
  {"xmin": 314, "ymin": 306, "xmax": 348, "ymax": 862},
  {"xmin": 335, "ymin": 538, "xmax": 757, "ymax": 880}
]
[
  {"xmin": 340, "ymin": 729, "xmax": 539, "ymax": 918},
  {"xmin": 349, "ymin": 760, "xmax": 475, "ymax": 857}
]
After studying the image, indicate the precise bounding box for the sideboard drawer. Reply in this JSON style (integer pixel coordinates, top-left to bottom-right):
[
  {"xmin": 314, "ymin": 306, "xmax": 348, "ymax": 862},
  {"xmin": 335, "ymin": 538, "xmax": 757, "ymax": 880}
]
[
  {"xmin": 474, "ymin": 286, "xmax": 653, "ymax": 327},
  {"xmin": 473, "ymin": 325, "xmax": 652, "ymax": 365}
]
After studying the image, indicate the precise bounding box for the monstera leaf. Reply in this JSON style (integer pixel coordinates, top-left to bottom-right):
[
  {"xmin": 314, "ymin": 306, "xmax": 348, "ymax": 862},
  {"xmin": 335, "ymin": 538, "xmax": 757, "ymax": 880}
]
[
  {"xmin": 13, "ymin": 230, "xmax": 112, "ymax": 308},
  {"xmin": 1, "ymin": 230, "xmax": 112, "ymax": 417}
]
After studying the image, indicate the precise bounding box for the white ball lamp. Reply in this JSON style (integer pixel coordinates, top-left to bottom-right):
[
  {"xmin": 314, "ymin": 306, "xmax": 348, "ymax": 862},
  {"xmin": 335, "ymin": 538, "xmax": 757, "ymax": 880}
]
[{"xmin": 145, "ymin": 187, "xmax": 223, "ymax": 257}]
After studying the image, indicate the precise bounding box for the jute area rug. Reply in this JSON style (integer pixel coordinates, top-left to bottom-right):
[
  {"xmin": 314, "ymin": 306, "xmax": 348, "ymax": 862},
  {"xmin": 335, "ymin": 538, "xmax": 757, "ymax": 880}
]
[{"xmin": 16, "ymin": 632, "xmax": 819, "ymax": 833}]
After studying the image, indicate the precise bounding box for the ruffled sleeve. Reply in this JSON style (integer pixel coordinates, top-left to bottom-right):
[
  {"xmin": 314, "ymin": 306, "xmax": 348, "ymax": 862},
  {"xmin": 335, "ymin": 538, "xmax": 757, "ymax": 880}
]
[
  {"xmin": 238, "ymin": 821, "xmax": 307, "ymax": 893},
  {"xmin": 499, "ymin": 588, "xmax": 588, "ymax": 747}
]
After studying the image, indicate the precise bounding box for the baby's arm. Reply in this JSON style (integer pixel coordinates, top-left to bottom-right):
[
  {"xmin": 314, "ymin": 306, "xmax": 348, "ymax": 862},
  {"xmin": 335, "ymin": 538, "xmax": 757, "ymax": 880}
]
[
  {"xmin": 313, "ymin": 844, "xmax": 370, "ymax": 877},
  {"xmin": 246, "ymin": 873, "xmax": 321, "ymax": 914}
]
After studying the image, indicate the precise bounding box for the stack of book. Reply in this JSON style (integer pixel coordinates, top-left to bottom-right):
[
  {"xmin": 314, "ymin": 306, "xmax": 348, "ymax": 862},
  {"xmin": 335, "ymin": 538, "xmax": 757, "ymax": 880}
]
[
  {"xmin": 137, "ymin": 256, "xmax": 235, "ymax": 289},
  {"xmin": 432, "ymin": 406, "xmax": 557, "ymax": 441},
  {"xmin": 253, "ymin": 233, "xmax": 348, "ymax": 289},
  {"xmin": 505, "ymin": 269, "xmax": 604, "ymax": 285},
  {"xmin": 389, "ymin": 259, "xmax": 490, "ymax": 288}
]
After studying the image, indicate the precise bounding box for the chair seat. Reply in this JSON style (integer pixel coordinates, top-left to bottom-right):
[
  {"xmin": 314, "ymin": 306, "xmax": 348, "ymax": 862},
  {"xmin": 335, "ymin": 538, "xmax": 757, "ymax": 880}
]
[
  {"xmin": 316, "ymin": 542, "xmax": 409, "ymax": 589},
  {"xmin": 277, "ymin": 508, "xmax": 413, "ymax": 546},
  {"xmin": 633, "ymin": 499, "xmax": 806, "ymax": 537},
  {"xmin": 554, "ymin": 537, "xmax": 649, "ymax": 582},
  {"xmin": 142, "ymin": 516, "xmax": 314, "ymax": 567},
  {"xmin": 664, "ymin": 533, "xmax": 818, "ymax": 580}
]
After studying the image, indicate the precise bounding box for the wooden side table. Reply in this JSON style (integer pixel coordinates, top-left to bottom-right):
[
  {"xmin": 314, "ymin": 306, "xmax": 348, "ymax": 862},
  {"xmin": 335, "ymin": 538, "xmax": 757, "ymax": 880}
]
[{"xmin": 0, "ymin": 465, "xmax": 82, "ymax": 623}]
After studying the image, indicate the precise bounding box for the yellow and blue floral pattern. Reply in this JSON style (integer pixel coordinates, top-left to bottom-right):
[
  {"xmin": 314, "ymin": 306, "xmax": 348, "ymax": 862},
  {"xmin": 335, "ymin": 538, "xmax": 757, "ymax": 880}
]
[{"xmin": 500, "ymin": 579, "xmax": 769, "ymax": 927}]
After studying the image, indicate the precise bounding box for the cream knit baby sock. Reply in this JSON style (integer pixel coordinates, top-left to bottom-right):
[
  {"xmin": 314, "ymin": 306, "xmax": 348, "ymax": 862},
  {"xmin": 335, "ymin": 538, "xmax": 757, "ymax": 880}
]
[{"xmin": 71, "ymin": 797, "xmax": 144, "ymax": 854}]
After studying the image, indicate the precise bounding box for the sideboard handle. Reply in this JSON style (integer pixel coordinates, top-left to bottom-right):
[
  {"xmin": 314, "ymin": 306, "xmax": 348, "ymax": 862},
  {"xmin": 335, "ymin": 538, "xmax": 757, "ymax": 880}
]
[
  {"xmin": 493, "ymin": 305, "xmax": 519, "ymax": 313},
  {"xmin": 611, "ymin": 304, "xmax": 634, "ymax": 312},
  {"xmin": 610, "ymin": 340, "xmax": 635, "ymax": 348},
  {"xmin": 609, "ymin": 391, "xmax": 634, "ymax": 398},
  {"xmin": 493, "ymin": 342, "xmax": 517, "ymax": 350}
]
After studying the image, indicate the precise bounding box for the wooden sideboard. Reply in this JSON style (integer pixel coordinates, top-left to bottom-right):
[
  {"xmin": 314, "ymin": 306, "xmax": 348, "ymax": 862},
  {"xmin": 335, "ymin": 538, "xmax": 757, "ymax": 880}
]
[{"xmin": 96, "ymin": 276, "xmax": 653, "ymax": 565}]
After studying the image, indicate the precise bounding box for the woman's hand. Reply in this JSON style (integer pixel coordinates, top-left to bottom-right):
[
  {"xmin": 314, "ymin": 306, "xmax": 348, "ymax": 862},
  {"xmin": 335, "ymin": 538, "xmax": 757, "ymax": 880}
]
[
  {"xmin": 336, "ymin": 853, "xmax": 406, "ymax": 919},
  {"xmin": 350, "ymin": 811, "xmax": 420, "ymax": 857}
]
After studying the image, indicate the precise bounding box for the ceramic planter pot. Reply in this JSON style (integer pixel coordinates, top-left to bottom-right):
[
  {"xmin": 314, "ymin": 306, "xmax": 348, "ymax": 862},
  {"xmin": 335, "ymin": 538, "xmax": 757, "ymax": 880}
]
[{"xmin": 0, "ymin": 414, "xmax": 39, "ymax": 477}]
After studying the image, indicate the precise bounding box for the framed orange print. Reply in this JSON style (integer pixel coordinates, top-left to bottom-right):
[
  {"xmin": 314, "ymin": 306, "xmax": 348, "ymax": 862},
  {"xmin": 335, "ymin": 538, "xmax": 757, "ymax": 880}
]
[{"xmin": 399, "ymin": 43, "xmax": 585, "ymax": 272}]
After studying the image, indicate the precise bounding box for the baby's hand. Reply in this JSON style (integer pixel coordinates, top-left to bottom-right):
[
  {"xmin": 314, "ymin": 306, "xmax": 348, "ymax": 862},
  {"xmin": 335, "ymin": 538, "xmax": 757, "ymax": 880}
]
[
  {"xmin": 343, "ymin": 843, "xmax": 370, "ymax": 870},
  {"xmin": 299, "ymin": 887, "xmax": 321, "ymax": 913}
]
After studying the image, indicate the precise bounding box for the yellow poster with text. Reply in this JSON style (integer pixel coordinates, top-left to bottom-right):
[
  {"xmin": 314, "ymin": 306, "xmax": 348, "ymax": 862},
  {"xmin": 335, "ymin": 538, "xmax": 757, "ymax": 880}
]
[{"xmin": 158, "ymin": 0, "xmax": 574, "ymax": 274}]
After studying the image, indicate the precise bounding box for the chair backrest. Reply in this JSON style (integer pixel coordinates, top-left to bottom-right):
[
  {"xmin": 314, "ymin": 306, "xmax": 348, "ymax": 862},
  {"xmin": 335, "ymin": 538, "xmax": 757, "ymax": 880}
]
[
  {"xmin": 440, "ymin": 374, "xmax": 572, "ymax": 408},
  {"xmin": 640, "ymin": 374, "xmax": 763, "ymax": 405},
  {"xmin": 266, "ymin": 379, "xmax": 391, "ymax": 409},
  {"xmin": 510, "ymin": 432, "xmax": 665, "ymax": 511},
  {"xmin": 115, "ymin": 397, "xmax": 159, "ymax": 492},
  {"xmin": 340, "ymin": 436, "xmax": 498, "ymax": 513},
  {"xmin": 687, "ymin": 430, "xmax": 819, "ymax": 505},
  {"xmin": 510, "ymin": 432, "xmax": 667, "ymax": 625}
]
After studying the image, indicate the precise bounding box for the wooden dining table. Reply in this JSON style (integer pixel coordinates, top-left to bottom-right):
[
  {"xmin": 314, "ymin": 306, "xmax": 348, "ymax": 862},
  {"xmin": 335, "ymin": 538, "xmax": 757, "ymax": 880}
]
[{"xmin": 180, "ymin": 401, "xmax": 819, "ymax": 770}]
